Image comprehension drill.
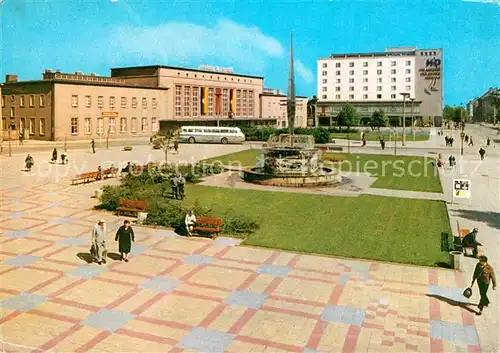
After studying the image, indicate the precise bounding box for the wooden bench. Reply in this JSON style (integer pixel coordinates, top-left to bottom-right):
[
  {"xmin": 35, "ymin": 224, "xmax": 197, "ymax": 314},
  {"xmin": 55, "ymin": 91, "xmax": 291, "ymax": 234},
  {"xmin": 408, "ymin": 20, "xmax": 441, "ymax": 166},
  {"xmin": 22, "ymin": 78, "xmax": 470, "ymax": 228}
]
[
  {"xmin": 102, "ymin": 168, "xmax": 118, "ymax": 179},
  {"xmin": 116, "ymin": 199, "xmax": 147, "ymax": 216},
  {"xmin": 71, "ymin": 171, "xmax": 100, "ymax": 185},
  {"xmin": 193, "ymin": 217, "xmax": 224, "ymax": 238}
]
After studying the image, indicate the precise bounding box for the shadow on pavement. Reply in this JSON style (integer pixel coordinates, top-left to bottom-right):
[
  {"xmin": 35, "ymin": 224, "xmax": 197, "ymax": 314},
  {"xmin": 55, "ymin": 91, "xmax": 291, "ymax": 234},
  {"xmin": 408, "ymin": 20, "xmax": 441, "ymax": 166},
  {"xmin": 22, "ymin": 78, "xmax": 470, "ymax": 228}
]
[
  {"xmin": 426, "ymin": 294, "xmax": 480, "ymax": 315},
  {"xmin": 77, "ymin": 252, "xmax": 94, "ymax": 264},
  {"xmin": 107, "ymin": 252, "xmax": 122, "ymax": 261},
  {"xmin": 451, "ymin": 209, "xmax": 500, "ymax": 230}
]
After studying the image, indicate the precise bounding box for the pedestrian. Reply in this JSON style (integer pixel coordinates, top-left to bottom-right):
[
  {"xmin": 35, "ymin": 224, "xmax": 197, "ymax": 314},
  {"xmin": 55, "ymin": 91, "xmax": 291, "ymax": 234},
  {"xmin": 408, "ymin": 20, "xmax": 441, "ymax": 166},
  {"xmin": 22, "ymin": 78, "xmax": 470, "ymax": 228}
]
[
  {"xmin": 91, "ymin": 220, "xmax": 107, "ymax": 265},
  {"xmin": 178, "ymin": 173, "xmax": 186, "ymax": 200},
  {"xmin": 25, "ymin": 154, "xmax": 34, "ymax": 171},
  {"xmin": 61, "ymin": 152, "xmax": 67, "ymax": 165},
  {"xmin": 468, "ymin": 137, "xmax": 474, "ymax": 147},
  {"xmin": 462, "ymin": 228, "xmax": 482, "ymax": 258},
  {"xmin": 174, "ymin": 139, "xmax": 179, "ymax": 154},
  {"xmin": 479, "ymin": 148, "xmax": 485, "ymax": 161},
  {"xmin": 90, "ymin": 139, "xmax": 96, "ymax": 154},
  {"xmin": 445, "ymin": 136, "xmax": 449, "ymax": 146},
  {"xmin": 171, "ymin": 174, "xmax": 179, "ymax": 199},
  {"xmin": 380, "ymin": 137, "xmax": 385, "ymax": 150},
  {"xmin": 470, "ymin": 255, "xmax": 496, "ymax": 316},
  {"xmin": 51, "ymin": 148, "xmax": 57, "ymax": 163},
  {"xmin": 362, "ymin": 136, "xmax": 367, "ymax": 148},
  {"xmin": 448, "ymin": 155, "xmax": 456, "ymax": 168},
  {"xmin": 115, "ymin": 220, "xmax": 135, "ymax": 262},
  {"xmin": 486, "ymin": 138, "xmax": 490, "ymax": 147},
  {"xmin": 19, "ymin": 133, "xmax": 24, "ymax": 145},
  {"xmin": 450, "ymin": 137, "xmax": 454, "ymax": 147},
  {"xmin": 185, "ymin": 210, "xmax": 196, "ymax": 237},
  {"xmin": 465, "ymin": 135, "xmax": 469, "ymax": 143}
]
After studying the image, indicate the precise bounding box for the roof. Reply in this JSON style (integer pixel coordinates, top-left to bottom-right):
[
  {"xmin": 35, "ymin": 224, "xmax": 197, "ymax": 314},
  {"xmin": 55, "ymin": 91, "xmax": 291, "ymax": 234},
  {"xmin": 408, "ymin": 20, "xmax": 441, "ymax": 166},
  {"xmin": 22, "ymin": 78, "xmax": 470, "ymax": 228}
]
[
  {"xmin": 260, "ymin": 93, "xmax": 308, "ymax": 99},
  {"xmin": 319, "ymin": 48, "xmax": 441, "ymax": 60},
  {"xmin": 111, "ymin": 65, "xmax": 264, "ymax": 80},
  {"xmin": 2, "ymin": 79, "xmax": 169, "ymax": 91},
  {"xmin": 317, "ymin": 99, "xmax": 422, "ymax": 104}
]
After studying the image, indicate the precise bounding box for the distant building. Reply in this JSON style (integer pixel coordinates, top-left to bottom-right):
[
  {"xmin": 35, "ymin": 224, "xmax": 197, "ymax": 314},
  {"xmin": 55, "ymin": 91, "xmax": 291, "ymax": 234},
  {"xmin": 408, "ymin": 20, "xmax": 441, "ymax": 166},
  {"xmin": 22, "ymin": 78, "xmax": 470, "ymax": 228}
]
[
  {"xmin": 316, "ymin": 47, "xmax": 443, "ymax": 126},
  {"xmin": 468, "ymin": 87, "xmax": 499, "ymax": 123},
  {"xmin": 259, "ymin": 89, "xmax": 308, "ymax": 128}
]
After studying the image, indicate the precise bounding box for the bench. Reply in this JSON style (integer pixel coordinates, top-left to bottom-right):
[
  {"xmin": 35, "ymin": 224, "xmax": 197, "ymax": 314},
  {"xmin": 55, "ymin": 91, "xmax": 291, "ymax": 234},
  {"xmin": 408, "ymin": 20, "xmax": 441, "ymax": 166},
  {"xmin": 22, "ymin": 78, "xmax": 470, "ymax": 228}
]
[
  {"xmin": 71, "ymin": 171, "xmax": 100, "ymax": 185},
  {"xmin": 116, "ymin": 199, "xmax": 147, "ymax": 216},
  {"xmin": 102, "ymin": 168, "xmax": 118, "ymax": 179},
  {"xmin": 455, "ymin": 221, "xmax": 475, "ymax": 256},
  {"xmin": 193, "ymin": 217, "xmax": 224, "ymax": 238}
]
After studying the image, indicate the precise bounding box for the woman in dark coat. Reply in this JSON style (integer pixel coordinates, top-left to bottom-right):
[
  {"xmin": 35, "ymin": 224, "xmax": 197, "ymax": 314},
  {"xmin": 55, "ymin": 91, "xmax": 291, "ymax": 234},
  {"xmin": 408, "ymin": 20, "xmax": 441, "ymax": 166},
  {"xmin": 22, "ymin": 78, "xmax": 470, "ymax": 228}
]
[{"xmin": 115, "ymin": 220, "xmax": 134, "ymax": 262}]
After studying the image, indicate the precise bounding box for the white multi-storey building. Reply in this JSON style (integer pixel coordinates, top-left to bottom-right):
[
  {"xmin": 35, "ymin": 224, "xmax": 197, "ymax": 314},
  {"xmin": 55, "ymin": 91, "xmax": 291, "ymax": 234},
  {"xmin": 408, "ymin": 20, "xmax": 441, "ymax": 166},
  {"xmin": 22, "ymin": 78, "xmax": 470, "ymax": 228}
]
[{"xmin": 316, "ymin": 47, "xmax": 443, "ymax": 126}]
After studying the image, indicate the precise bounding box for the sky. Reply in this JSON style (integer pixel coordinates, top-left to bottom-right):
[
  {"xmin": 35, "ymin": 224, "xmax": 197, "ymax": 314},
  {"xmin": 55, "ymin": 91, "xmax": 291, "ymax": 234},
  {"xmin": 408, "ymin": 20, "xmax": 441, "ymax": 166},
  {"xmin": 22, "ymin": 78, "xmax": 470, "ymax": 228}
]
[{"xmin": 1, "ymin": 0, "xmax": 499, "ymax": 105}]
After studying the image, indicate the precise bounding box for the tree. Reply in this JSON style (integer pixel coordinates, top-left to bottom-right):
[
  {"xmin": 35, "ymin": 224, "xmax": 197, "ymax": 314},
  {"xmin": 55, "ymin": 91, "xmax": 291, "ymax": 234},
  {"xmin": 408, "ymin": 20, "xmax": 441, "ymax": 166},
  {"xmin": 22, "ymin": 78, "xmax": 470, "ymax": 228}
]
[
  {"xmin": 369, "ymin": 109, "xmax": 388, "ymax": 131},
  {"xmin": 442, "ymin": 105, "xmax": 468, "ymax": 124},
  {"xmin": 152, "ymin": 127, "xmax": 178, "ymax": 163},
  {"xmin": 337, "ymin": 103, "xmax": 360, "ymax": 131}
]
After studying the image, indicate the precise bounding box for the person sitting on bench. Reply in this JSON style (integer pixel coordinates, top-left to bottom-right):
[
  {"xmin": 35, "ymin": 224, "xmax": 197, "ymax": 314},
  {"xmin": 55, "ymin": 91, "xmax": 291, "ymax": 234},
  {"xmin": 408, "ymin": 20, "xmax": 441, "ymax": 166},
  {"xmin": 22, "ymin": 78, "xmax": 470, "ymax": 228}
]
[
  {"xmin": 462, "ymin": 228, "xmax": 482, "ymax": 257},
  {"xmin": 185, "ymin": 210, "xmax": 196, "ymax": 237}
]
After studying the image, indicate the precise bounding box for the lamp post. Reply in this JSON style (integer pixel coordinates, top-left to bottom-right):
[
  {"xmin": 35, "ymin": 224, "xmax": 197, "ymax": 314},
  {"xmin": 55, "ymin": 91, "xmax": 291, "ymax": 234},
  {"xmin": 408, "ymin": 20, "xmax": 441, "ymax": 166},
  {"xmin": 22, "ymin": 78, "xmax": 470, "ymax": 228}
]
[
  {"xmin": 460, "ymin": 102, "xmax": 465, "ymax": 156},
  {"xmin": 410, "ymin": 98, "xmax": 415, "ymax": 141},
  {"xmin": 8, "ymin": 123, "xmax": 12, "ymax": 157},
  {"xmin": 399, "ymin": 93, "xmax": 410, "ymax": 146}
]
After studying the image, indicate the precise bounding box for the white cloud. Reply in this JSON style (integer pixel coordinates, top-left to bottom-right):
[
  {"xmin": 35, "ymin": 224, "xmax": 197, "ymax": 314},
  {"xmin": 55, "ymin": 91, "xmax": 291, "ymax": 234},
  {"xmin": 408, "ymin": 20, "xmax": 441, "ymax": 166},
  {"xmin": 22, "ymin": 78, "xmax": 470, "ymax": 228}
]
[
  {"xmin": 295, "ymin": 60, "xmax": 314, "ymax": 84},
  {"xmin": 109, "ymin": 19, "xmax": 285, "ymax": 71}
]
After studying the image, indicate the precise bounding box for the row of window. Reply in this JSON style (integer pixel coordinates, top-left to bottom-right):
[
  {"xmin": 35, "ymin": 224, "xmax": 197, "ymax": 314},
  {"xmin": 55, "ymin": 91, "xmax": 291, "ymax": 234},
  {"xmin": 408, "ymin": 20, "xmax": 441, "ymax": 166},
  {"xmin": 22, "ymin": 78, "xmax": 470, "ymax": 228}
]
[
  {"xmin": 321, "ymin": 93, "xmax": 403, "ymax": 100},
  {"xmin": 1, "ymin": 117, "xmax": 46, "ymax": 136},
  {"xmin": 70, "ymin": 95, "xmax": 157, "ymax": 109},
  {"xmin": 1, "ymin": 95, "xmax": 46, "ymax": 108},
  {"xmin": 322, "ymin": 69, "xmax": 412, "ymax": 76},
  {"xmin": 322, "ymin": 77, "xmax": 412, "ymax": 85},
  {"xmin": 322, "ymin": 60, "xmax": 412, "ymax": 69},
  {"xmin": 70, "ymin": 116, "xmax": 158, "ymax": 135},
  {"xmin": 324, "ymin": 85, "xmax": 412, "ymax": 92}
]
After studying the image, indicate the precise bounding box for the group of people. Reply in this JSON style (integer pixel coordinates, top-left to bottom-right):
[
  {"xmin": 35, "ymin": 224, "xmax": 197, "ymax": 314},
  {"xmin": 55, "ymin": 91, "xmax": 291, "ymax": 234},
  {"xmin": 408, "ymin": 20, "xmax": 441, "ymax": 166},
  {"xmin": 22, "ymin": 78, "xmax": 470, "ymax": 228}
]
[
  {"xmin": 51, "ymin": 148, "xmax": 68, "ymax": 164},
  {"xmin": 91, "ymin": 219, "xmax": 135, "ymax": 265},
  {"xmin": 171, "ymin": 174, "xmax": 186, "ymax": 200},
  {"xmin": 445, "ymin": 135, "xmax": 455, "ymax": 147}
]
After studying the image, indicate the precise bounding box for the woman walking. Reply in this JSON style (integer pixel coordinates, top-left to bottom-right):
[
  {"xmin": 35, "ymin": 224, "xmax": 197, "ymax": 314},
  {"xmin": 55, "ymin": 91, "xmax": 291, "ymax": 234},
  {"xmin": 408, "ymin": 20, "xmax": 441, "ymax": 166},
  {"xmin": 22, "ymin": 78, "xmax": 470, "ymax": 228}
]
[
  {"xmin": 471, "ymin": 255, "xmax": 496, "ymax": 315},
  {"xmin": 115, "ymin": 220, "xmax": 135, "ymax": 262}
]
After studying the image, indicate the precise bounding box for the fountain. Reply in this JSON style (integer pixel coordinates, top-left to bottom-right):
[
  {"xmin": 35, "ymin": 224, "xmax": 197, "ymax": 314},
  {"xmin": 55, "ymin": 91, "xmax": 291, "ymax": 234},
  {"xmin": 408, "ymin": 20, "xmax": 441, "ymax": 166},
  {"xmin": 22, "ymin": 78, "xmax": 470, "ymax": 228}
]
[{"xmin": 242, "ymin": 34, "xmax": 341, "ymax": 188}]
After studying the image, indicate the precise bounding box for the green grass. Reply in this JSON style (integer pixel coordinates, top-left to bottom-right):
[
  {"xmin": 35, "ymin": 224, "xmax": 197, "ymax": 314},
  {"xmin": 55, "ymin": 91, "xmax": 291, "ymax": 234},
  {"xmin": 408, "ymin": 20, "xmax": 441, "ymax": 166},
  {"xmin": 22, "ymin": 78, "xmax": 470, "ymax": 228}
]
[
  {"xmin": 183, "ymin": 185, "xmax": 451, "ymax": 266},
  {"xmin": 201, "ymin": 150, "xmax": 443, "ymax": 193},
  {"xmin": 330, "ymin": 132, "xmax": 430, "ymax": 142}
]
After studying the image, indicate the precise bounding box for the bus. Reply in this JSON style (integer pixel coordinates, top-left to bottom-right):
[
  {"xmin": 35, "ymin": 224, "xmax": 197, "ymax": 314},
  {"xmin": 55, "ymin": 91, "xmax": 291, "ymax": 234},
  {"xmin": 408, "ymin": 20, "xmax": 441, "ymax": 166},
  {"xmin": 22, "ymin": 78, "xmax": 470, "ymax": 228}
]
[{"xmin": 179, "ymin": 126, "xmax": 245, "ymax": 144}]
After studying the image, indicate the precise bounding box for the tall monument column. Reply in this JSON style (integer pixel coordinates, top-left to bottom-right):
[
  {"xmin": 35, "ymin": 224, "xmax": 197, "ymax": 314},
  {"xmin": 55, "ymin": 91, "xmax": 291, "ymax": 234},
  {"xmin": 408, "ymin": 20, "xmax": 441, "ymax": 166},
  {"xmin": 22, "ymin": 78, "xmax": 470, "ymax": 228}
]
[{"xmin": 287, "ymin": 33, "xmax": 296, "ymax": 135}]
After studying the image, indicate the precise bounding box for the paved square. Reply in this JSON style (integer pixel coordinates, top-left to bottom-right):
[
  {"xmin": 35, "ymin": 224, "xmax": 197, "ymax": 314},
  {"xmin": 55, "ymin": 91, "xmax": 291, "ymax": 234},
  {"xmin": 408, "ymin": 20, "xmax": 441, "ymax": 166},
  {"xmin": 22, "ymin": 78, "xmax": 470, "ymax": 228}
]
[
  {"xmin": 179, "ymin": 327, "xmax": 235, "ymax": 352},
  {"xmin": 81, "ymin": 309, "xmax": 136, "ymax": 332}
]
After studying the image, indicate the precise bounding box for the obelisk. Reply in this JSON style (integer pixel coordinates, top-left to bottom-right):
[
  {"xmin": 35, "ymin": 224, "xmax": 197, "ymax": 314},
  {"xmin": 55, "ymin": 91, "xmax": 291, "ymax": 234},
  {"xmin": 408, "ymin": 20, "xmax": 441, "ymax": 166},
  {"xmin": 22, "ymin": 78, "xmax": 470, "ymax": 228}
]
[{"xmin": 287, "ymin": 33, "xmax": 296, "ymax": 136}]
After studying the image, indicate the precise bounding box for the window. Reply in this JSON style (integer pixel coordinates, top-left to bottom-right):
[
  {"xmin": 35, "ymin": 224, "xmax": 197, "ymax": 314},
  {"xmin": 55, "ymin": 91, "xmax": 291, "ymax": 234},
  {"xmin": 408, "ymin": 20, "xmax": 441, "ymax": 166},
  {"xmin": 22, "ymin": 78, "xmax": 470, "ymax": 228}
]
[
  {"xmin": 335, "ymin": 86, "xmax": 341, "ymax": 91},
  {"xmin": 377, "ymin": 69, "xmax": 382, "ymax": 75},
  {"xmin": 406, "ymin": 60, "xmax": 411, "ymax": 66},
  {"xmin": 10, "ymin": 107, "xmax": 15, "ymax": 118},
  {"xmin": 151, "ymin": 117, "xmax": 158, "ymax": 132},
  {"xmin": 349, "ymin": 94, "xmax": 354, "ymax": 99},
  {"xmin": 141, "ymin": 117, "xmax": 147, "ymax": 132},
  {"xmin": 377, "ymin": 61, "xmax": 382, "ymax": 66},
  {"xmin": 39, "ymin": 95, "xmax": 45, "ymax": 107},
  {"xmin": 335, "ymin": 63, "xmax": 341, "ymax": 68},
  {"xmin": 363, "ymin": 78, "xmax": 368, "ymax": 83},
  {"xmin": 405, "ymin": 85, "xmax": 411, "ymax": 91},
  {"xmin": 152, "ymin": 98, "xmax": 157, "ymax": 109},
  {"xmin": 175, "ymin": 86, "xmax": 182, "ymax": 117},
  {"xmin": 71, "ymin": 117, "xmax": 78, "ymax": 135},
  {"xmin": 142, "ymin": 97, "xmax": 147, "ymax": 108},
  {"xmin": 109, "ymin": 117, "xmax": 116, "ymax": 134},
  {"xmin": 391, "ymin": 77, "xmax": 396, "ymax": 82},
  {"xmin": 336, "ymin": 70, "xmax": 341, "ymax": 75},
  {"xmin": 97, "ymin": 117, "xmax": 104, "ymax": 135},
  {"xmin": 29, "ymin": 95, "xmax": 34, "ymax": 107},
  {"xmin": 193, "ymin": 87, "xmax": 200, "ymax": 116},
  {"xmin": 29, "ymin": 118, "xmax": 35, "ymax": 135},
  {"xmin": 39, "ymin": 118, "xmax": 46, "ymax": 135},
  {"xmin": 406, "ymin": 77, "xmax": 411, "ymax": 82},
  {"xmin": 349, "ymin": 70, "xmax": 354, "ymax": 75},
  {"xmin": 363, "ymin": 86, "xmax": 368, "ymax": 91},
  {"xmin": 377, "ymin": 94, "xmax": 382, "ymax": 99},
  {"xmin": 84, "ymin": 117, "xmax": 91, "ymax": 134},
  {"xmin": 109, "ymin": 96, "xmax": 115, "ymax": 108},
  {"xmin": 391, "ymin": 86, "xmax": 396, "ymax": 91},
  {"xmin": 20, "ymin": 96, "xmax": 25, "ymax": 107},
  {"xmin": 349, "ymin": 78, "xmax": 354, "ymax": 83},
  {"xmin": 391, "ymin": 69, "xmax": 396, "ymax": 74},
  {"xmin": 322, "ymin": 94, "xmax": 327, "ymax": 99},
  {"xmin": 363, "ymin": 94, "xmax": 368, "ymax": 99},
  {"xmin": 377, "ymin": 78, "xmax": 382, "ymax": 83},
  {"xmin": 322, "ymin": 63, "xmax": 327, "ymax": 68},
  {"xmin": 184, "ymin": 86, "xmax": 191, "ymax": 116},
  {"xmin": 322, "ymin": 87, "xmax": 327, "ymax": 92},
  {"xmin": 391, "ymin": 61, "xmax": 396, "ymax": 66},
  {"xmin": 363, "ymin": 62, "xmax": 368, "ymax": 67},
  {"xmin": 336, "ymin": 78, "xmax": 341, "ymax": 84},
  {"xmin": 335, "ymin": 94, "xmax": 341, "ymax": 99},
  {"xmin": 85, "ymin": 95, "xmax": 91, "ymax": 108},
  {"xmin": 1, "ymin": 96, "xmax": 5, "ymax": 108},
  {"xmin": 406, "ymin": 69, "xmax": 411, "ymax": 74},
  {"xmin": 120, "ymin": 117, "xmax": 127, "ymax": 133},
  {"xmin": 322, "ymin": 79, "xmax": 327, "ymax": 84},
  {"xmin": 349, "ymin": 62, "xmax": 354, "ymax": 67},
  {"xmin": 121, "ymin": 97, "xmax": 127, "ymax": 108},
  {"xmin": 391, "ymin": 94, "xmax": 396, "ymax": 99},
  {"xmin": 98, "ymin": 96, "xmax": 103, "ymax": 108},
  {"xmin": 131, "ymin": 117, "xmax": 137, "ymax": 133},
  {"xmin": 322, "ymin": 71, "xmax": 327, "ymax": 76},
  {"xmin": 363, "ymin": 70, "xmax": 368, "ymax": 75},
  {"xmin": 71, "ymin": 95, "xmax": 78, "ymax": 107},
  {"xmin": 377, "ymin": 86, "xmax": 382, "ymax": 91},
  {"xmin": 132, "ymin": 97, "xmax": 138, "ymax": 108},
  {"xmin": 349, "ymin": 86, "xmax": 354, "ymax": 91}
]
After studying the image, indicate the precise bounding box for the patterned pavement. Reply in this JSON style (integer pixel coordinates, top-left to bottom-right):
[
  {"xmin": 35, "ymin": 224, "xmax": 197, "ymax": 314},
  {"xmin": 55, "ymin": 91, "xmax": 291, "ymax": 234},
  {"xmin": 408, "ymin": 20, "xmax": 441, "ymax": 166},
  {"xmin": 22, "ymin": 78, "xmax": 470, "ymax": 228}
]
[{"xmin": 0, "ymin": 178, "xmax": 484, "ymax": 353}]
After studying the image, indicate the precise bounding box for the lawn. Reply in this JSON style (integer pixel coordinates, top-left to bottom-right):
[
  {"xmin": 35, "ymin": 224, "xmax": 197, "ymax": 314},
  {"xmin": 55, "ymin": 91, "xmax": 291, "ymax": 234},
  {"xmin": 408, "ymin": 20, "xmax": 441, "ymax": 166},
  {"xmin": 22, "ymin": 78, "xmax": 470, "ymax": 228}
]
[
  {"xmin": 182, "ymin": 185, "xmax": 451, "ymax": 266},
  {"xmin": 201, "ymin": 149, "xmax": 443, "ymax": 193},
  {"xmin": 330, "ymin": 132, "xmax": 430, "ymax": 142}
]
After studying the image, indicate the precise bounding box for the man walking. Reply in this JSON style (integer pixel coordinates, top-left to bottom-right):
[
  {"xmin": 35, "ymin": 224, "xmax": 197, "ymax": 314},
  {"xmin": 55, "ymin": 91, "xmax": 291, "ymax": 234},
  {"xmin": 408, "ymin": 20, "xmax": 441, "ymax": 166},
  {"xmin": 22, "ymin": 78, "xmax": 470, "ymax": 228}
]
[
  {"xmin": 479, "ymin": 148, "xmax": 486, "ymax": 161},
  {"xmin": 468, "ymin": 137, "xmax": 474, "ymax": 147},
  {"xmin": 91, "ymin": 220, "xmax": 107, "ymax": 265},
  {"xmin": 471, "ymin": 255, "xmax": 496, "ymax": 316},
  {"xmin": 90, "ymin": 139, "xmax": 96, "ymax": 154}
]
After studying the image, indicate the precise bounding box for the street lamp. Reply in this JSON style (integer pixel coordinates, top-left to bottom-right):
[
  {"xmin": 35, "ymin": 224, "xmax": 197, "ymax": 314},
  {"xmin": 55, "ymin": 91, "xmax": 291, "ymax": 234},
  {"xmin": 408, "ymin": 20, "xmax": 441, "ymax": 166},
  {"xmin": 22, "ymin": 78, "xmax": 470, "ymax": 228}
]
[
  {"xmin": 460, "ymin": 102, "xmax": 465, "ymax": 156},
  {"xmin": 410, "ymin": 98, "xmax": 415, "ymax": 141},
  {"xmin": 399, "ymin": 93, "xmax": 410, "ymax": 146}
]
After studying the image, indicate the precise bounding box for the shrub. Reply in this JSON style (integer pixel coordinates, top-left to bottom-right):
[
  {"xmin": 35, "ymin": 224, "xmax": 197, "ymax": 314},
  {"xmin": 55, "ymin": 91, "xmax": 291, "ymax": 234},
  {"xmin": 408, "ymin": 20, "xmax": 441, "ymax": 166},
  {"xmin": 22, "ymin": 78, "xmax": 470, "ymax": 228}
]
[
  {"xmin": 312, "ymin": 127, "xmax": 330, "ymax": 144},
  {"xmin": 222, "ymin": 213, "xmax": 260, "ymax": 234},
  {"xmin": 98, "ymin": 185, "xmax": 134, "ymax": 211}
]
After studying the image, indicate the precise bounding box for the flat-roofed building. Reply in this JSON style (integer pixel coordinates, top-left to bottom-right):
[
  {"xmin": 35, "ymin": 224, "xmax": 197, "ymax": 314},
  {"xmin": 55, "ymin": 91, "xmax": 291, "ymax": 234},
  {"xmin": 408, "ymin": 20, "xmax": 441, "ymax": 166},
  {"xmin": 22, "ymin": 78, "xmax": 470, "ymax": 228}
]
[{"xmin": 259, "ymin": 88, "xmax": 308, "ymax": 128}]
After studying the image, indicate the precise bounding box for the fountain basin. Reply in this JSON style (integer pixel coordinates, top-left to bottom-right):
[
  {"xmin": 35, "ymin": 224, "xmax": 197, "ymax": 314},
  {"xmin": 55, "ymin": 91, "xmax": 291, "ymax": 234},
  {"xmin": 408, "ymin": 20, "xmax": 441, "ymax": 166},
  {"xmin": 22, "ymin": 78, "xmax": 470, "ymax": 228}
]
[{"xmin": 243, "ymin": 167, "xmax": 341, "ymax": 187}]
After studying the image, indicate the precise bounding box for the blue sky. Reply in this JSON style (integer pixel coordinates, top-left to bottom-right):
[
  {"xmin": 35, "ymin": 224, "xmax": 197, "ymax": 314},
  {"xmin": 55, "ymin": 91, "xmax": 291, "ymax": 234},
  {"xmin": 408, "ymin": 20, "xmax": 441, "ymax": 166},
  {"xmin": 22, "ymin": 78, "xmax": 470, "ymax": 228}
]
[{"xmin": 1, "ymin": 0, "xmax": 499, "ymax": 105}]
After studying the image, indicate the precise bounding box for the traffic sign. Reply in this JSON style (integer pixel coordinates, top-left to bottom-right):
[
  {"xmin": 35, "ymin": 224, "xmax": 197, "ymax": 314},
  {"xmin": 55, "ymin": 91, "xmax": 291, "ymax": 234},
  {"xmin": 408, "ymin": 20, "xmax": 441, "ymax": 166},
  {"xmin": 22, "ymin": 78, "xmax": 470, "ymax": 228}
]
[{"xmin": 453, "ymin": 179, "xmax": 471, "ymax": 199}]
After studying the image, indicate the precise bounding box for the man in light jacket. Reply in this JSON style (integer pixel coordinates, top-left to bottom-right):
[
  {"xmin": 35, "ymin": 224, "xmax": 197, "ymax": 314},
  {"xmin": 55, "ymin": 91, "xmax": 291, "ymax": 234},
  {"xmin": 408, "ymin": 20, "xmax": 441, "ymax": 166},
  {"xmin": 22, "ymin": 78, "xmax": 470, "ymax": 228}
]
[{"xmin": 92, "ymin": 220, "xmax": 108, "ymax": 265}]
